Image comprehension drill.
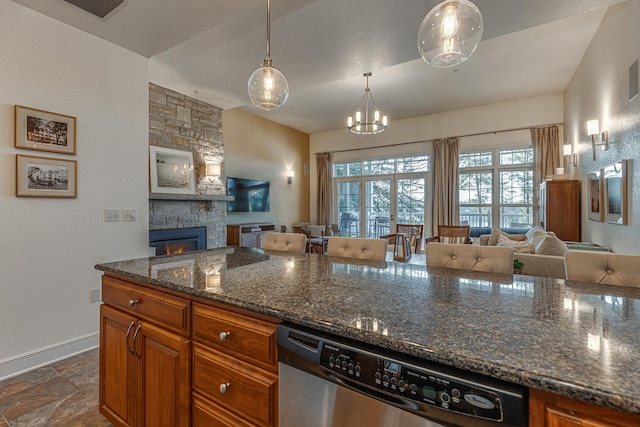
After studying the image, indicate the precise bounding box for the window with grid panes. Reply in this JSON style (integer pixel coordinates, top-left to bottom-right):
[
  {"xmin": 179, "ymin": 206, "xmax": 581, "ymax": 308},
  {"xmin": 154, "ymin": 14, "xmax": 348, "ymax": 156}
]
[{"xmin": 459, "ymin": 148, "xmax": 533, "ymax": 231}]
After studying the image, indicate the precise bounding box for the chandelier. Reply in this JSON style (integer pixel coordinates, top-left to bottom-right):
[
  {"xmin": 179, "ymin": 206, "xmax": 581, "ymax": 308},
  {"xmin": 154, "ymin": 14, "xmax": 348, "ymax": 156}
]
[
  {"xmin": 347, "ymin": 73, "xmax": 388, "ymax": 135},
  {"xmin": 417, "ymin": 0, "xmax": 483, "ymax": 68},
  {"xmin": 247, "ymin": 0, "xmax": 289, "ymax": 110}
]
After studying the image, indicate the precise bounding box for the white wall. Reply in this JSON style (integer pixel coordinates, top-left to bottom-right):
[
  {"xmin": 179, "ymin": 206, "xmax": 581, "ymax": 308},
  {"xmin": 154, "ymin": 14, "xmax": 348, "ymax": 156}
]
[
  {"xmin": 0, "ymin": 1, "xmax": 150, "ymax": 378},
  {"xmin": 309, "ymin": 94, "xmax": 564, "ymax": 224},
  {"xmin": 564, "ymin": 0, "xmax": 640, "ymax": 254}
]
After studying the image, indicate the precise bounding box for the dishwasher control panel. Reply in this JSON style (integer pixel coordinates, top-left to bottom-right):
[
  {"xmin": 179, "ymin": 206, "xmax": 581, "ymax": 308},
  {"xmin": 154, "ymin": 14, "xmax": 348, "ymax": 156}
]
[{"xmin": 320, "ymin": 341, "xmax": 504, "ymax": 421}]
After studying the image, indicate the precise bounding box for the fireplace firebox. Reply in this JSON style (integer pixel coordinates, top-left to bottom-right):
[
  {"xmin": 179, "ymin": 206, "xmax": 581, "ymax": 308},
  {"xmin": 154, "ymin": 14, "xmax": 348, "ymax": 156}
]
[{"xmin": 149, "ymin": 227, "xmax": 206, "ymax": 256}]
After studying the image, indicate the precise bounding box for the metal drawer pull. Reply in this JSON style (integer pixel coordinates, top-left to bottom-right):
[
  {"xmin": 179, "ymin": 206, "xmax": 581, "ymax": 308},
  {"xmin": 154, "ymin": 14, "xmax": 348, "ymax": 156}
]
[
  {"xmin": 219, "ymin": 331, "xmax": 231, "ymax": 341},
  {"xmin": 219, "ymin": 383, "xmax": 231, "ymax": 394},
  {"xmin": 128, "ymin": 299, "xmax": 139, "ymax": 307},
  {"xmin": 125, "ymin": 321, "xmax": 136, "ymax": 355},
  {"xmin": 131, "ymin": 325, "xmax": 142, "ymax": 358}
]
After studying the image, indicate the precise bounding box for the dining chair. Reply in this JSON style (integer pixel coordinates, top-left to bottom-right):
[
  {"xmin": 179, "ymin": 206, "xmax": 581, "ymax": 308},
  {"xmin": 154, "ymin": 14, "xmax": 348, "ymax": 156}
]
[
  {"xmin": 380, "ymin": 223, "xmax": 424, "ymax": 254},
  {"xmin": 565, "ymin": 251, "xmax": 640, "ymax": 287},
  {"xmin": 426, "ymin": 225, "xmax": 472, "ymax": 245},
  {"xmin": 307, "ymin": 225, "xmax": 326, "ymax": 254},
  {"xmin": 261, "ymin": 232, "xmax": 307, "ymax": 253},
  {"xmin": 326, "ymin": 237, "xmax": 387, "ymax": 262},
  {"xmin": 426, "ymin": 242, "xmax": 513, "ymax": 274}
]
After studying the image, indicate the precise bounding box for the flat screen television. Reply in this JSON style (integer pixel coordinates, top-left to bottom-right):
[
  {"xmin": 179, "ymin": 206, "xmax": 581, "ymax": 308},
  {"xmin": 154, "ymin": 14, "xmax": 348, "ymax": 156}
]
[{"xmin": 227, "ymin": 177, "xmax": 270, "ymax": 213}]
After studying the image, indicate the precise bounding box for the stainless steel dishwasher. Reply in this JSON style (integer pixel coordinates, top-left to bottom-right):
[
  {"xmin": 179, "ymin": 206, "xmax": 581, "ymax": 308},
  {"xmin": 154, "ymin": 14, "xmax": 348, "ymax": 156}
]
[{"xmin": 278, "ymin": 324, "xmax": 527, "ymax": 427}]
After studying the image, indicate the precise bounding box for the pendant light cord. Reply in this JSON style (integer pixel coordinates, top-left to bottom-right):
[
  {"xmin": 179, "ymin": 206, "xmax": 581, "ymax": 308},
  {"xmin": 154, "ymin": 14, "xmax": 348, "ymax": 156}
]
[{"xmin": 266, "ymin": 0, "xmax": 271, "ymax": 59}]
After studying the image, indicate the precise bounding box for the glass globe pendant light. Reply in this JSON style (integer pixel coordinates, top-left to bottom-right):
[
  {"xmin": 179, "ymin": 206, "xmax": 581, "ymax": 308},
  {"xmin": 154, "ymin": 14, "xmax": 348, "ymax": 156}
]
[
  {"xmin": 248, "ymin": 0, "xmax": 289, "ymax": 110},
  {"xmin": 417, "ymin": 0, "xmax": 483, "ymax": 68}
]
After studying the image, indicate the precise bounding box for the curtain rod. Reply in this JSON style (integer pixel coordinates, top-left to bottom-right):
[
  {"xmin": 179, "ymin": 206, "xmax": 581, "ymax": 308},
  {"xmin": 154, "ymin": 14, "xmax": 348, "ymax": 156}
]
[{"xmin": 315, "ymin": 123, "xmax": 563, "ymax": 155}]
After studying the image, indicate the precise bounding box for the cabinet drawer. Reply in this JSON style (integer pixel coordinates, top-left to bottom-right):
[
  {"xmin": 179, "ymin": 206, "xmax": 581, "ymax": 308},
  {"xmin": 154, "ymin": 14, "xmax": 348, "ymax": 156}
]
[
  {"xmin": 193, "ymin": 392, "xmax": 255, "ymax": 427},
  {"xmin": 193, "ymin": 344, "xmax": 277, "ymax": 427},
  {"xmin": 193, "ymin": 303, "xmax": 277, "ymax": 370},
  {"xmin": 103, "ymin": 276, "xmax": 190, "ymax": 334}
]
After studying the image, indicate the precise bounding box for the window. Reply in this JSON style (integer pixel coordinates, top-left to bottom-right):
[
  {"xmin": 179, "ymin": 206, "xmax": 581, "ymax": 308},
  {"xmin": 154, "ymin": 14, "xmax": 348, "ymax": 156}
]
[
  {"xmin": 459, "ymin": 148, "xmax": 533, "ymax": 230},
  {"xmin": 334, "ymin": 156, "xmax": 429, "ymax": 177},
  {"xmin": 333, "ymin": 155, "xmax": 430, "ymax": 237}
]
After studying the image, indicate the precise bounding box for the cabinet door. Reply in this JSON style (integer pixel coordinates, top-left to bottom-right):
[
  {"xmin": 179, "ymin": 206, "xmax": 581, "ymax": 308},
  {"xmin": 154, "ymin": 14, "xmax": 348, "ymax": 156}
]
[
  {"xmin": 530, "ymin": 389, "xmax": 639, "ymax": 427},
  {"xmin": 135, "ymin": 320, "xmax": 191, "ymax": 427},
  {"xmin": 100, "ymin": 304, "xmax": 137, "ymax": 427}
]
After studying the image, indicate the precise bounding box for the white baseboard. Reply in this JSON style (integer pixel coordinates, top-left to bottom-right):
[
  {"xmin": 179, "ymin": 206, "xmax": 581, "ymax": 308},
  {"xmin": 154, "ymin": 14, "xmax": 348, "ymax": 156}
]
[{"xmin": 0, "ymin": 332, "xmax": 99, "ymax": 381}]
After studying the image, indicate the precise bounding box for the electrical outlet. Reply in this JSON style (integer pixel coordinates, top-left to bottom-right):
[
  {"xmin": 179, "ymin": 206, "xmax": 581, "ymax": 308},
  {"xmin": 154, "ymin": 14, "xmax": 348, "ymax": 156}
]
[
  {"xmin": 104, "ymin": 209, "xmax": 120, "ymax": 222},
  {"xmin": 122, "ymin": 209, "xmax": 137, "ymax": 222},
  {"xmin": 89, "ymin": 288, "xmax": 101, "ymax": 303}
]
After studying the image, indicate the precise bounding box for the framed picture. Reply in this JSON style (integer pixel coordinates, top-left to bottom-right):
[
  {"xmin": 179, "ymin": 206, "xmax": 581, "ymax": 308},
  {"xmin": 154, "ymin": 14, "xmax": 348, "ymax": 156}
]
[
  {"xmin": 150, "ymin": 146, "xmax": 195, "ymax": 194},
  {"xmin": 587, "ymin": 170, "xmax": 604, "ymax": 222},
  {"xmin": 15, "ymin": 105, "xmax": 76, "ymax": 155},
  {"xmin": 16, "ymin": 154, "xmax": 77, "ymax": 198},
  {"xmin": 603, "ymin": 160, "xmax": 630, "ymax": 225}
]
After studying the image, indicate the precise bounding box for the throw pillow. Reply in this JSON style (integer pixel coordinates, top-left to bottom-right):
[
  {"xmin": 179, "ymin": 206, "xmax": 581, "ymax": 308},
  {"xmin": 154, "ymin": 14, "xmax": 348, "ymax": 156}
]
[
  {"xmin": 514, "ymin": 244, "xmax": 535, "ymax": 254},
  {"xmin": 525, "ymin": 230, "xmax": 548, "ymax": 247},
  {"xmin": 488, "ymin": 229, "xmax": 527, "ymax": 246},
  {"xmin": 496, "ymin": 234, "xmax": 526, "ymax": 248},
  {"xmin": 525, "ymin": 225, "xmax": 545, "ymax": 240},
  {"xmin": 535, "ymin": 234, "xmax": 569, "ymax": 256}
]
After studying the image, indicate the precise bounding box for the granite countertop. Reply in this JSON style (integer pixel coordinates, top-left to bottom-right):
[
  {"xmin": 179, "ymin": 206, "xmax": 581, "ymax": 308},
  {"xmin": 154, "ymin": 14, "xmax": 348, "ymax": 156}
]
[{"xmin": 95, "ymin": 246, "xmax": 640, "ymax": 416}]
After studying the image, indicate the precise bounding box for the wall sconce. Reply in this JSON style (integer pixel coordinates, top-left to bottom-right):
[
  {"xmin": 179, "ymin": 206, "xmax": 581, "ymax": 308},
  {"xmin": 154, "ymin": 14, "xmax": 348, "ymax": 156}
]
[
  {"xmin": 287, "ymin": 170, "xmax": 294, "ymax": 186},
  {"xmin": 563, "ymin": 143, "xmax": 577, "ymax": 168},
  {"xmin": 206, "ymin": 163, "xmax": 221, "ymax": 177},
  {"xmin": 587, "ymin": 119, "xmax": 610, "ymax": 161}
]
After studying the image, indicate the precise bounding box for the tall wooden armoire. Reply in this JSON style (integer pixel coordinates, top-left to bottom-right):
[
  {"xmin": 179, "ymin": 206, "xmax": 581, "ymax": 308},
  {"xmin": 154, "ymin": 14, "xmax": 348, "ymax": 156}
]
[{"xmin": 539, "ymin": 180, "xmax": 580, "ymax": 241}]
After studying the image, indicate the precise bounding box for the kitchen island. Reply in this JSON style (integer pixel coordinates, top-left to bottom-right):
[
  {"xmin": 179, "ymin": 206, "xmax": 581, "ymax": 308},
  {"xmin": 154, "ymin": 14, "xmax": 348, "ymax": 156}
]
[{"xmin": 96, "ymin": 246, "xmax": 640, "ymax": 426}]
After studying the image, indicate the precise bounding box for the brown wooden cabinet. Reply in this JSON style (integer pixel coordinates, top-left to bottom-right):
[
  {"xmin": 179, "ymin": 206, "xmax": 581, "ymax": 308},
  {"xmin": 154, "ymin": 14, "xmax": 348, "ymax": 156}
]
[
  {"xmin": 100, "ymin": 275, "xmax": 279, "ymax": 427},
  {"xmin": 539, "ymin": 180, "xmax": 580, "ymax": 241},
  {"xmin": 530, "ymin": 388, "xmax": 640, "ymax": 426},
  {"xmin": 192, "ymin": 302, "xmax": 279, "ymax": 427},
  {"xmin": 227, "ymin": 222, "xmax": 276, "ymax": 248},
  {"xmin": 100, "ymin": 276, "xmax": 191, "ymax": 427}
]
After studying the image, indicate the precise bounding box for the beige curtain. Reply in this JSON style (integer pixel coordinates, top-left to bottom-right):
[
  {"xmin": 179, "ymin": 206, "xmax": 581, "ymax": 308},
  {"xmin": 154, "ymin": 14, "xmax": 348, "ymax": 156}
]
[
  {"xmin": 316, "ymin": 152, "xmax": 333, "ymax": 228},
  {"xmin": 531, "ymin": 126, "xmax": 561, "ymax": 225},
  {"xmin": 431, "ymin": 137, "xmax": 459, "ymax": 236}
]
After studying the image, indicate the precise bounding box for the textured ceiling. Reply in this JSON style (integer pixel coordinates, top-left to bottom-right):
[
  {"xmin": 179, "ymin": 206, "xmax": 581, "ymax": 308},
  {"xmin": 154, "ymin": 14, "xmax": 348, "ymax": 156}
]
[{"xmin": 10, "ymin": 0, "xmax": 627, "ymax": 133}]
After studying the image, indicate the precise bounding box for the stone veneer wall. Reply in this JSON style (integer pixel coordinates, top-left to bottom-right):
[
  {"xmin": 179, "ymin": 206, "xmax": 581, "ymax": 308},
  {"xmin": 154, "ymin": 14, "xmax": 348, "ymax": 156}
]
[{"xmin": 148, "ymin": 83, "xmax": 227, "ymax": 248}]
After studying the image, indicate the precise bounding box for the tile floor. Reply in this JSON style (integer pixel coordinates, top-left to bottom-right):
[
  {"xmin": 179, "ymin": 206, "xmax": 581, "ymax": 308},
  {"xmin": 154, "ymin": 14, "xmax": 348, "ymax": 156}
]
[{"xmin": 0, "ymin": 348, "xmax": 111, "ymax": 427}]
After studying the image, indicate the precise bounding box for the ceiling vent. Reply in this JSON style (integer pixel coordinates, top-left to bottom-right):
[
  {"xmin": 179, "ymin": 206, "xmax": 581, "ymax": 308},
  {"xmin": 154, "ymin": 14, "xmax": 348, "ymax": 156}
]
[{"xmin": 63, "ymin": 0, "xmax": 125, "ymax": 19}]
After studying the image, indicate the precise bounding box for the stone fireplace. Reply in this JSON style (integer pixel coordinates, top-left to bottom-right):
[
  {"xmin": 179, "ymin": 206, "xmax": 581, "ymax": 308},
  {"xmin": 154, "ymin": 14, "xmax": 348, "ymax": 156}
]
[{"xmin": 148, "ymin": 83, "xmax": 229, "ymax": 249}]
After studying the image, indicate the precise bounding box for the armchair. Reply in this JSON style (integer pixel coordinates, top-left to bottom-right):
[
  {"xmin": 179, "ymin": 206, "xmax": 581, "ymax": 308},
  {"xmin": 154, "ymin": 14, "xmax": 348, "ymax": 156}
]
[{"xmin": 426, "ymin": 225, "xmax": 472, "ymax": 245}]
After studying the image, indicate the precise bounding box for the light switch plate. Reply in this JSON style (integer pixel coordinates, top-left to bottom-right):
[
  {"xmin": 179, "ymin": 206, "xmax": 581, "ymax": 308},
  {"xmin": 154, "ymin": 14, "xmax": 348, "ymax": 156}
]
[
  {"xmin": 104, "ymin": 209, "xmax": 120, "ymax": 222},
  {"xmin": 122, "ymin": 209, "xmax": 137, "ymax": 222}
]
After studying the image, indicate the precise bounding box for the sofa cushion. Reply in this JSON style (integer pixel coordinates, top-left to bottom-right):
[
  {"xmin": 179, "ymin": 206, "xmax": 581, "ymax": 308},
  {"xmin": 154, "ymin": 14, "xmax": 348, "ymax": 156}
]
[
  {"xmin": 535, "ymin": 234, "xmax": 568, "ymax": 256},
  {"xmin": 514, "ymin": 253, "xmax": 566, "ymax": 279},
  {"xmin": 488, "ymin": 228, "xmax": 527, "ymax": 246}
]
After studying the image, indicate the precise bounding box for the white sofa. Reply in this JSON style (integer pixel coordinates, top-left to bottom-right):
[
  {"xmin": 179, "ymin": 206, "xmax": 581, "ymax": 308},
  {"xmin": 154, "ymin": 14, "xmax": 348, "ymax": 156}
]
[{"xmin": 479, "ymin": 227, "xmax": 567, "ymax": 279}]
